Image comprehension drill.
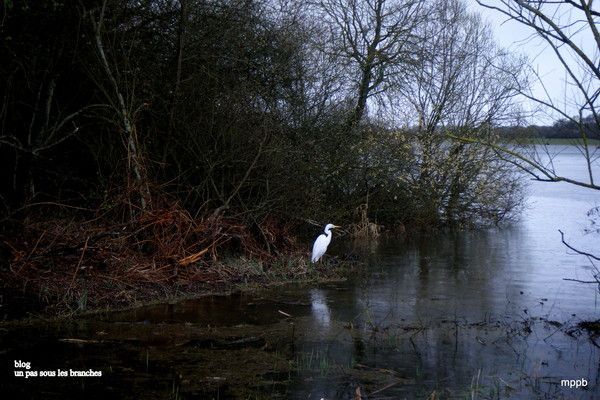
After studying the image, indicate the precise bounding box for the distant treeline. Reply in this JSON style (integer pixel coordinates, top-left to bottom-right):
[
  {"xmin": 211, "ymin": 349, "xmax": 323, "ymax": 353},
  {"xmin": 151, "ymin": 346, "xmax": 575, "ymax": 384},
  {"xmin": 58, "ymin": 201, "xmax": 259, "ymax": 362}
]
[{"xmin": 499, "ymin": 115, "xmax": 600, "ymax": 140}]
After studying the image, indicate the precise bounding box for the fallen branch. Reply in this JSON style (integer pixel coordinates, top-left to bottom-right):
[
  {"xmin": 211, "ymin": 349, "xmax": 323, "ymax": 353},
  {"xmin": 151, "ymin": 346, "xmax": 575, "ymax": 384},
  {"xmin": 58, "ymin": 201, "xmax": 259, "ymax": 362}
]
[
  {"xmin": 178, "ymin": 247, "xmax": 209, "ymax": 266},
  {"xmin": 370, "ymin": 380, "xmax": 401, "ymax": 396}
]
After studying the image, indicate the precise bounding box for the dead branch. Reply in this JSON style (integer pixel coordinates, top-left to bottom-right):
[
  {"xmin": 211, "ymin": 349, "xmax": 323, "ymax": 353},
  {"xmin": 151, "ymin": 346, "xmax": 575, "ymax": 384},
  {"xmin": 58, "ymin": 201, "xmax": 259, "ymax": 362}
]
[{"xmin": 558, "ymin": 229, "xmax": 600, "ymax": 261}]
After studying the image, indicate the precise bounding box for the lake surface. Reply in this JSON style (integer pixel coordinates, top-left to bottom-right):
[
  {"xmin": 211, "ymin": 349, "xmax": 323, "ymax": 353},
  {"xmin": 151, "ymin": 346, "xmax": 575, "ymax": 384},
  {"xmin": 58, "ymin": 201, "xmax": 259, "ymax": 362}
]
[{"xmin": 2, "ymin": 145, "xmax": 599, "ymax": 399}]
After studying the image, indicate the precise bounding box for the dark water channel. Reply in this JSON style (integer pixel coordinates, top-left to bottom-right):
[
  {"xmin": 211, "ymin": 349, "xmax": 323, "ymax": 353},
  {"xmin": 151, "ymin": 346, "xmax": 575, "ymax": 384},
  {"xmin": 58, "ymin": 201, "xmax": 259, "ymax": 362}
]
[{"xmin": 1, "ymin": 145, "xmax": 599, "ymax": 399}]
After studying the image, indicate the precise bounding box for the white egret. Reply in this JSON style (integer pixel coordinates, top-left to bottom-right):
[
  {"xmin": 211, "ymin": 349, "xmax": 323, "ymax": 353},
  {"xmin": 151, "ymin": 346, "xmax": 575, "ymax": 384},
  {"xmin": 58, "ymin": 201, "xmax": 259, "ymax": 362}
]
[{"xmin": 311, "ymin": 223, "xmax": 340, "ymax": 263}]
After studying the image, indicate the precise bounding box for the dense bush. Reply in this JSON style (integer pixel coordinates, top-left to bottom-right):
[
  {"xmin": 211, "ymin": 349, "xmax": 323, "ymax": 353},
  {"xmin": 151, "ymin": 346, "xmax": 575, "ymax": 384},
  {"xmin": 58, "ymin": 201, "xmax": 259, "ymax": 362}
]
[{"xmin": 0, "ymin": 0, "xmax": 526, "ymax": 237}]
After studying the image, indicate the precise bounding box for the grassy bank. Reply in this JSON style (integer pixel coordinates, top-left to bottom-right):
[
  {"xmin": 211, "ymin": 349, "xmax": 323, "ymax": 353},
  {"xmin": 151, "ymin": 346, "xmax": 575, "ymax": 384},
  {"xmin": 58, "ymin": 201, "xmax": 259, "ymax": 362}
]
[
  {"xmin": 0, "ymin": 250, "xmax": 356, "ymax": 322},
  {"xmin": 0, "ymin": 206, "xmax": 358, "ymax": 321}
]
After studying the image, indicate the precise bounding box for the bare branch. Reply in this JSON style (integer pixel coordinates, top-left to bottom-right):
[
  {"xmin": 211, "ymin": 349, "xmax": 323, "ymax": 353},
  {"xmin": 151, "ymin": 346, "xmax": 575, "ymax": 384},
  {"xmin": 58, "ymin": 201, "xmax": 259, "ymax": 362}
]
[{"xmin": 559, "ymin": 229, "xmax": 600, "ymax": 260}]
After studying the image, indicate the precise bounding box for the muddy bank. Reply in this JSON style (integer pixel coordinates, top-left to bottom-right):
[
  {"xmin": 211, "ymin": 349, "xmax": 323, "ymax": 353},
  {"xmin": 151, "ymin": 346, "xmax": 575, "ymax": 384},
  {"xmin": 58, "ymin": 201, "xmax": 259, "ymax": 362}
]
[
  {"xmin": 0, "ymin": 209, "xmax": 361, "ymax": 320},
  {"xmin": 0, "ymin": 259, "xmax": 357, "ymax": 321}
]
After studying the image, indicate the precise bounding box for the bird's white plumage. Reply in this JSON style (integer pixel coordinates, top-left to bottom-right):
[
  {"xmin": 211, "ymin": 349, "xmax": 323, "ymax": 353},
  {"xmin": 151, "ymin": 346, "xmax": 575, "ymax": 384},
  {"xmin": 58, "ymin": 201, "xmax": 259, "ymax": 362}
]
[
  {"xmin": 311, "ymin": 223, "xmax": 338, "ymax": 263},
  {"xmin": 311, "ymin": 233, "xmax": 331, "ymax": 263}
]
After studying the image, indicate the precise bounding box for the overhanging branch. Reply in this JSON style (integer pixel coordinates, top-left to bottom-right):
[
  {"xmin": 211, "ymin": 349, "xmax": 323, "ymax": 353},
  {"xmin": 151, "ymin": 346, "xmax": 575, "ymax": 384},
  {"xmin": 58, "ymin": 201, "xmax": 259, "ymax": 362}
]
[{"xmin": 446, "ymin": 133, "xmax": 600, "ymax": 190}]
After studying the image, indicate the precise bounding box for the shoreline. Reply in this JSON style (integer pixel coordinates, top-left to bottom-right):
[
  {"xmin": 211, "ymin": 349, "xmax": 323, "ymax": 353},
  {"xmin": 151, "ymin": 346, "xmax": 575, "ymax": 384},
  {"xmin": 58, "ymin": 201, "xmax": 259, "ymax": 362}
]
[{"xmin": 0, "ymin": 256, "xmax": 357, "ymax": 324}]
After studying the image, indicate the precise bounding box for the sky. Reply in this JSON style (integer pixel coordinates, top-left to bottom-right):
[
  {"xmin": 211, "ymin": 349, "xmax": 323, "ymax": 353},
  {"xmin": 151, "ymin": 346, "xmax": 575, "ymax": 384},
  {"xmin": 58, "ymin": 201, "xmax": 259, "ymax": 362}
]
[{"xmin": 466, "ymin": 0, "xmax": 594, "ymax": 125}]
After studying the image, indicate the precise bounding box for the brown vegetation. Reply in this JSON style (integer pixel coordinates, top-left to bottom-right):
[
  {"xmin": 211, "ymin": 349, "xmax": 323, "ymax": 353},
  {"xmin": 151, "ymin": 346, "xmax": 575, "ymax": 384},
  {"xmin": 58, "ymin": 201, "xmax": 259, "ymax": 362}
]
[{"xmin": 0, "ymin": 194, "xmax": 327, "ymax": 317}]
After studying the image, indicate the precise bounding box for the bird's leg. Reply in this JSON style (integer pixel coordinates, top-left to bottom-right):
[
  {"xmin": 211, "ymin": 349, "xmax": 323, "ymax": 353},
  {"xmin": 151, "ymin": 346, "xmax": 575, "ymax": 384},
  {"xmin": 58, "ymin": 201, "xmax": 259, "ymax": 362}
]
[{"xmin": 316, "ymin": 258, "xmax": 325, "ymax": 271}]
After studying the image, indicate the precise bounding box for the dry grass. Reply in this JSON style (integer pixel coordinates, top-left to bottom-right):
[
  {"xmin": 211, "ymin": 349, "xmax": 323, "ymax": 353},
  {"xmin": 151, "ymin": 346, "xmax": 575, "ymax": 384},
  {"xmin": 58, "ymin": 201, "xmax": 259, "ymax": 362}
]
[
  {"xmin": 0, "ymin": 198, "xmax": 332, "ymax": 317},
  {"xmin": 349, "ymin": 203, "xmax": 382, "ymax": 239}
]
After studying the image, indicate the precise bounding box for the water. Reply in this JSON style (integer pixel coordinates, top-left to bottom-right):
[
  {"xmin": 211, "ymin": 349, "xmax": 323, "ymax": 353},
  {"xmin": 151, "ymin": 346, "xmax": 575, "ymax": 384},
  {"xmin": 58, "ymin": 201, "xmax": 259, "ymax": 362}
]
[{"xmin": 2, "ymin": 145, "xmax": 599, "ymax": 399}]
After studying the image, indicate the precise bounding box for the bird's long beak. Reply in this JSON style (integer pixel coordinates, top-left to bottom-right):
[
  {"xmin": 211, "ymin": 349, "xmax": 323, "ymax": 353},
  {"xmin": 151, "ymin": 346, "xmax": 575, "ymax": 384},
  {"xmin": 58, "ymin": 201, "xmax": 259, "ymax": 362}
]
[{"xmin": 332, "ymin": 225, "xmax": 341, "ymax": 229}]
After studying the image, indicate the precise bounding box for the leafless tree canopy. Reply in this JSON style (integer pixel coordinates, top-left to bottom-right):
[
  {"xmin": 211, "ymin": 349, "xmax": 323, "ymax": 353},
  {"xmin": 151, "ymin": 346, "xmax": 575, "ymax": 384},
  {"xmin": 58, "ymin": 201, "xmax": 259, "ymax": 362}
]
[
  {"xmin": 0, "ymin": 0, "xmax": 531, "ymax": 233},
  {"xmin": 471, "ymin": 0, "xmax": 600, "ymax": 190}
]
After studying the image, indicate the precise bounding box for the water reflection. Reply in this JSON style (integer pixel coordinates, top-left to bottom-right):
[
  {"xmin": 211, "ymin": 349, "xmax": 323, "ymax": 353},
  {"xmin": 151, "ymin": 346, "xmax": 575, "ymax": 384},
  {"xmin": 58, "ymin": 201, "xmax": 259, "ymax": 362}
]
[{"xmin": 310, "ymin": 289, "xmax": 331, "ymax": 328}]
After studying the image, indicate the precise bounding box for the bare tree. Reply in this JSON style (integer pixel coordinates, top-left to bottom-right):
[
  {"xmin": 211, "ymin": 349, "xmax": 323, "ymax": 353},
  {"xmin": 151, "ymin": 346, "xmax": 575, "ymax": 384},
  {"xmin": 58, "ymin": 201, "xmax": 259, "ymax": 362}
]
[
  {"xmin": 0, "ymin": 77, "xmax": 99, "ymax": 201},
  {"xmin": 466, "ymin": 1, "xmax": 600, "ymax": 291},
  {"xmin": 87, "ymin": 0, "xmax": 152, "ymax": 212},
  {"xmin": 0, "ymin": 3, "xmax": 103, "ymax": 204},
  {"xmin": 314, "ymin": 0, "xmax": 425, "ymax": 128},
  {"xmin": 459, "ymin": 0, "xmax": 600, "ymax": 190},
  {"xmin": 401, "ymin": 0, "xmax": 525, "ymax": 225}
]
